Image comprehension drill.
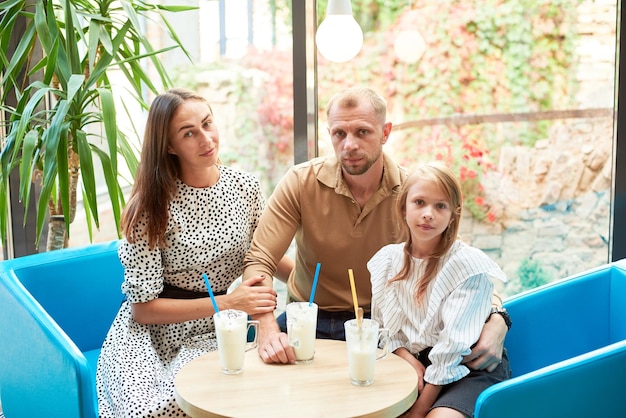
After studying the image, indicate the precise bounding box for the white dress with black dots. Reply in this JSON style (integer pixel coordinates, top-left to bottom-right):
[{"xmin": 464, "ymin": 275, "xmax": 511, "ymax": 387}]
[{"xmin": 96, "ymin": 166, "xmax": 264, "ymax": 417}]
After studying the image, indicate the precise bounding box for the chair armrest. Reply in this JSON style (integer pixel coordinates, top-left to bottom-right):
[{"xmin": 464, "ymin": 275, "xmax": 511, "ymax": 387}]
[
  {"xmin": 0, "ymin": 273, "xmax": 97, "ymax": 418},
  {"xmin": 475, "ymin": 340, "xmax": 626, "ymax": 418},
  {"xmin": 0, "ymin": 241, "xmax": 122, "ymax": 418}
]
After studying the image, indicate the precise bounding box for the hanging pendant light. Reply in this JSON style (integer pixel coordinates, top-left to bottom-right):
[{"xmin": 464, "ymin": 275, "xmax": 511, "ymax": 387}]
[{"xmin": 315, "ymin": 0, "xmax": 363, "ymax": 63}]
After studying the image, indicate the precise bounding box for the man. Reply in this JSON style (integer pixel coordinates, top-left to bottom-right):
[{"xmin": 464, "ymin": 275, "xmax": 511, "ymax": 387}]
[{"xmin": 243, "ymin": 87, "xmax": 509, "ymax": 369}]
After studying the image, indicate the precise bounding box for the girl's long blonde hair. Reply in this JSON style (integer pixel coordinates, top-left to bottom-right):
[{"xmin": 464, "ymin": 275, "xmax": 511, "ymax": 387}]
[{"xmin": 388, "ymin": 162, "xmax": 463, "ymax": 303}]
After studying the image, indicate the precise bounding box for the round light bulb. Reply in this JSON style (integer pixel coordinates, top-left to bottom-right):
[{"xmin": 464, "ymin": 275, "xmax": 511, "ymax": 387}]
[
  {"xmin": 393, "ymin": 30, "xmax": 426, "ymax": 64},
  {"xmin": 316, "ymin": 15, "xmax": 364, "ymax": 63}
]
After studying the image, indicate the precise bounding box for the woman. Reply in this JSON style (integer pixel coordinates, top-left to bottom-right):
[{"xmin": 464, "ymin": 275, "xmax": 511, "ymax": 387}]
[{"xmin": 96, "ymin": 88, "xmax": 287, "ymax": 417}]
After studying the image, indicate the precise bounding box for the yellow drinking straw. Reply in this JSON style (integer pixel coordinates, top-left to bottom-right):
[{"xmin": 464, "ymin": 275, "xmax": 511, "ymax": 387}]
[{"xmin": 348, "ymin": 269, "xmax": 361, "ymax": 327}]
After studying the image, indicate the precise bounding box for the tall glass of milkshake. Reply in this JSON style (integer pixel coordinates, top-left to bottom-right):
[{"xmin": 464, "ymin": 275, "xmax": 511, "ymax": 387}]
[
  {"xmin": 213, "ymin": 309, "xmax": 259, "ymax": 374},
  {"xmin": 286, "ymin": 302, "xmax": 318, "ymax": 364},
  {"xmin": 344, "ymin": 318, "xmax": 390, "ymax": 386}
]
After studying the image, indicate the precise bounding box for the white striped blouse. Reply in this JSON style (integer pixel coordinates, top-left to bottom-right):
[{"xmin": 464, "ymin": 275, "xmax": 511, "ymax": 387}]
[{"xmin": 368, "ymin": 241, "xmax": 507, "ymax": 386}]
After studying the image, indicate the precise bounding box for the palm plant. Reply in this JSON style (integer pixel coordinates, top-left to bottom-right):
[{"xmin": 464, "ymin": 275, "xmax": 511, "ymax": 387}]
[{"xmin": 0, "ymin": 0, "xmax": 193, "ymax": 251}]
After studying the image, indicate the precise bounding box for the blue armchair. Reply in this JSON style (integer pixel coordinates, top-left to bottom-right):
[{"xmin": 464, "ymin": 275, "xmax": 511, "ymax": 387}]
[
  {"xmin": 0, "ymin": 241, "xmax": 124, "ymax": 418},
  {"xmin": 475, "ymin": 259, "xmax": 626, "ymax": 418},
  {"xmin": 2, "ymin": 242, "xmax": 625, "ymax": 418}
]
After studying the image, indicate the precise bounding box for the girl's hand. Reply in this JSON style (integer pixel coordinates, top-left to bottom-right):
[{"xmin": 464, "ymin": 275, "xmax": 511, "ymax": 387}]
[
  {"xmin": 225, "ymin": 276, "xmax": 277, "ymax": 314},
  {"xmin": 394, "ymin": 347, "xmax": 426, "ymax": 393}
]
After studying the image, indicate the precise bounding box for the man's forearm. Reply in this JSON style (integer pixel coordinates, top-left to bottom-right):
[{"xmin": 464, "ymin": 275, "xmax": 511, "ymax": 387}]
[{"xmin": 253, "ymin": 311, "xmax": 281, "ymax": 342}]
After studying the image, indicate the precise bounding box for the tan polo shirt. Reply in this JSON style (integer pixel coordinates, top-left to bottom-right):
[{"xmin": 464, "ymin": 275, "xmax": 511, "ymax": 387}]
[{"xmin": 243, "ymin": 153, "xmax": 407, "ymax": 312}]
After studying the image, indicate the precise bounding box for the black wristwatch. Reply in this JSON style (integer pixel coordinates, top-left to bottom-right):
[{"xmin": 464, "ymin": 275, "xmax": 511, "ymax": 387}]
[{"xmin": 488, "ymin": 306, "xmax": 512, "ymax": 330}]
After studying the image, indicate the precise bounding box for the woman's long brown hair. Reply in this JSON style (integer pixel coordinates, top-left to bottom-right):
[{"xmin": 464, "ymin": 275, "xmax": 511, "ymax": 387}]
[
  {"xmin": 388, "ymin": 162, "xmax": 463, "ymax": 304},
  {"xmin": 120, "ymin": 88, "xmax": 213, "ymax": 249}
]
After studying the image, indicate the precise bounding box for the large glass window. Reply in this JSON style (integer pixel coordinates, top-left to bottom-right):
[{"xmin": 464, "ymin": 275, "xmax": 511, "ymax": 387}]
[
  {"xmin": 3, "ymin": 0, "xmax": 619, "ymax": 300},
  {"xmin": 313, "ymin": 0, "xmax": 616, "ymax": 297},
  {"xmin": 64, "ymin": 0, "xmax": 296, "ymax": 248}
]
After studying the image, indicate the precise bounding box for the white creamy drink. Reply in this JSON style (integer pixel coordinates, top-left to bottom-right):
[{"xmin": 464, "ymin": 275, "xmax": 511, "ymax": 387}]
[
  {"xmin": 215, "ymin": 317, "xmax": 246, "ymax": 373},
  {"xmin": 348, "ymin": 346, "xmax": 376, "ymax": 383},
  {"xmin": 290, "ymin": 316, "xmax": 316, "ymax": 360},
  {"xmin": 214, "ymin": 310, "xmax": 259, "ymax": 374},
  {"xmin": 286, "ymin": 302, "xmax": 318, "ymax": 364},
  {"xmin": 344, "ymin": 318, "xmax": 390, "ymax": 386}
]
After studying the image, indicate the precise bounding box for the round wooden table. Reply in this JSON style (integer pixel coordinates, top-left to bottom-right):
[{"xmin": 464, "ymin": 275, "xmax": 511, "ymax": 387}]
[{"xmin": 174, "ymin": 339, "xmax": 418, "ymax": 417}]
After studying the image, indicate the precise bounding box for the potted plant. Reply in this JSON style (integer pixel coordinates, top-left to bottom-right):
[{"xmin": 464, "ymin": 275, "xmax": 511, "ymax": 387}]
[{"xmin": 0, "ymin": 0, "xmax": 193, "ymax": 251}]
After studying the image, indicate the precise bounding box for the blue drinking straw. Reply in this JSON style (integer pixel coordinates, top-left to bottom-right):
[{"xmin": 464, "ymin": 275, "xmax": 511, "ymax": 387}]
[
  {"xmin": 309, "ymin": 263, "xmax": 321, "ymax": 306},
  {"xmin": 203, "ymin": 273, "xmax": 220, "ymax": 316}
]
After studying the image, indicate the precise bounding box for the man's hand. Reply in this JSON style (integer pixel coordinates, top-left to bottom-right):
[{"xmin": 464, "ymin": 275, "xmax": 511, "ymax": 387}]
[
  {"xmin": 258, "ymin": 330, "xmax": 296, "ymax": 364},
  {"xmin": 462, "ymin": 313, "xmax": 507, "ymax": 372},
  {"xmin": 254, "ymin": 311, "xmax": 297, "ymax": 364}
]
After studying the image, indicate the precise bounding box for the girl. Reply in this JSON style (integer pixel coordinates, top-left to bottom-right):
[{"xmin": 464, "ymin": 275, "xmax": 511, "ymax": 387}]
[{"xmin": 368, "ymin": 162, "xmax": 511, "ymax": 418}]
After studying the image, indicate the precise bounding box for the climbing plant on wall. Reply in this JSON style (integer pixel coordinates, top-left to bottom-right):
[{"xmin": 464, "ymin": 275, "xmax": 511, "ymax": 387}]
[
  {"xmin": 175, "ymin": 0, "xmax": 582, "ymax": 224},
  {"xmin": 317, "ymin": 0, "xmax": 582, "ymax": 221}
]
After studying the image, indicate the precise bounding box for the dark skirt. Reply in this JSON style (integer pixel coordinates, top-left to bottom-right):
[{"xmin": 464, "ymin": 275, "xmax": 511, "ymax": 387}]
[{"xmin": 417, "ymin": 347, "xmax": 512, "ymax": 417}]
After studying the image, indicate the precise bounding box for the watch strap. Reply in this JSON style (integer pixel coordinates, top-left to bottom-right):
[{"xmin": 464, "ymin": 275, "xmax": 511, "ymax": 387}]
[{"xmin": 488, "ymin": 306, "xmax": 512, "ymax": 330}]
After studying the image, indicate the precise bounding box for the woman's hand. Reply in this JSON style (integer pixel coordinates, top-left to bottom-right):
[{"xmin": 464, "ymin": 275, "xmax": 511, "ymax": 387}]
[{"xmin": 225, "ymin": 276, "xmax": 277, "ymax": 314}]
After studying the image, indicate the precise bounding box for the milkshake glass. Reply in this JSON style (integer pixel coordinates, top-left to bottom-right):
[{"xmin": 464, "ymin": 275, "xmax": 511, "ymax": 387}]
[
  {"xmin": 344, "ymin": 318, "xmax": 390, "ymax": 386},
  {"xmin": 286, "ymin": 302, "xmax": 318, "ymax": 364},
  {"xmin": 213, "ymin": 309, "xmax": 259, "ymax": 374}
]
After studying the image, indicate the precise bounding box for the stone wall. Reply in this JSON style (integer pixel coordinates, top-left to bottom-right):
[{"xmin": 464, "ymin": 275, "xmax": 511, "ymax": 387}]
[
  {"xmin": 461, "ymin": 117, "xmax": 613, "ymax": 297},
  {"xmin": 461, "ymin": 0, "xmax": 617, "ymax": 297},
  {"xmin": 574, "ymin": 0, "xmax": 617, "ymax": 109}
]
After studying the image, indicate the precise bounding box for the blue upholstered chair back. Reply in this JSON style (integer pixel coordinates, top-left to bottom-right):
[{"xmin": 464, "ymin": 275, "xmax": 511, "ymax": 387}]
[
  {"xmin": 475, "ymin": 259, "xmax": 626, "ymax": 418},
  {"xmin": 0, "ymin": 241, "xmax": 124, "ymax": 418},
  {"xmin": 505, "ymin": 262, "xmax": 626, "ymax": 376}
]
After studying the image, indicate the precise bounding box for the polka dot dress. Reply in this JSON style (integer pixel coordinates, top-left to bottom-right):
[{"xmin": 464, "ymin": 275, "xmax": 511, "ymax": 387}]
[{"xmin": 96, "ymin": 166, "xmax": 264, "ymax": 417}]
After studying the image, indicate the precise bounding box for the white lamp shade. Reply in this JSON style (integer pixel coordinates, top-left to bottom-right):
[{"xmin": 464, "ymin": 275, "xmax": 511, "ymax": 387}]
[{"xmin": 315, "ymin": 0, "xmax": 363, "ymax": 63}]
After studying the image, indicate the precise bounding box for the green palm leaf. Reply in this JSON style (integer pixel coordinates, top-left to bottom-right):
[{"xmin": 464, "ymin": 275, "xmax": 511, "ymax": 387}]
[{"xmin": 0, "ymin": 0, "xmax": 193, "ymax": 250}]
